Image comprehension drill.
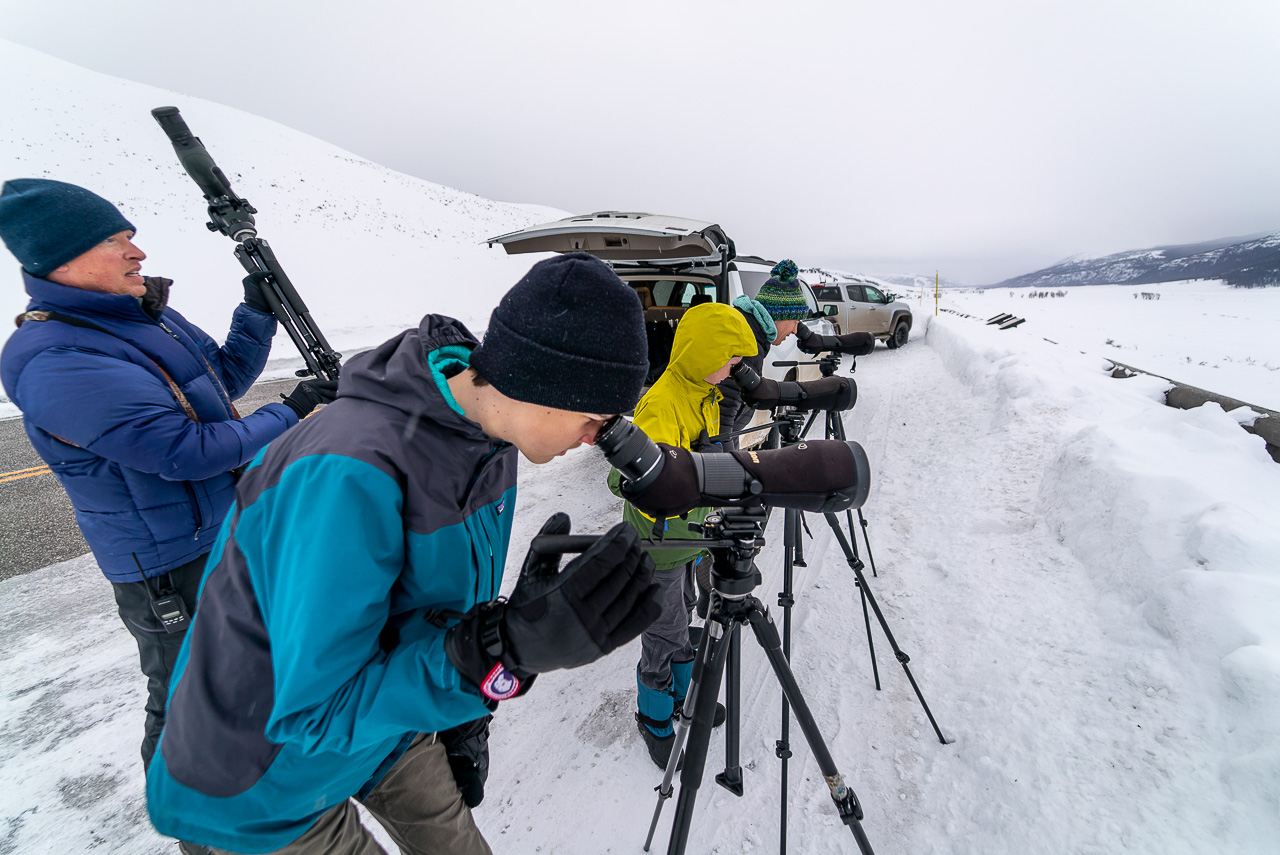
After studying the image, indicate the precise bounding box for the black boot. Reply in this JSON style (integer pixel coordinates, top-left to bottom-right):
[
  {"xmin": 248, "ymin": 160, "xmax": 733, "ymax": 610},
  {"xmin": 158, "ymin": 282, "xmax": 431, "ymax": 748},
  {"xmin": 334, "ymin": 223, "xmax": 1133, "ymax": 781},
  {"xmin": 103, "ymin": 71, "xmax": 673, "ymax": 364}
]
[{"xmin": 637, "ymin": 713, "xmax": 679, "ymax": 770}]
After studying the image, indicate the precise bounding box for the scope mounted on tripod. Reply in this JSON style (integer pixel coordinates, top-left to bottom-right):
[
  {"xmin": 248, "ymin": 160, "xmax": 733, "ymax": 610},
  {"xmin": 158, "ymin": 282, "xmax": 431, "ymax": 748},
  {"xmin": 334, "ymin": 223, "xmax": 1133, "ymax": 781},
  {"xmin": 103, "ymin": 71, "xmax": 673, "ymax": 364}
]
[{"xmin": 151, "ymin": 106, "xmax": 342, "ymax": 382}]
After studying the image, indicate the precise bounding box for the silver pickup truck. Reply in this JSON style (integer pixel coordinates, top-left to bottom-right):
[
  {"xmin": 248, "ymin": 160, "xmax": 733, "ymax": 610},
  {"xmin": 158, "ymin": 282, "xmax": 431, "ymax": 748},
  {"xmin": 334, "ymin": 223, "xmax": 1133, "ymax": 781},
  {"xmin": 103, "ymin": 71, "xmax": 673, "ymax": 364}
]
[{"xmin": 811, "ymin": 281, "xmax": 913, "ymax": 349}]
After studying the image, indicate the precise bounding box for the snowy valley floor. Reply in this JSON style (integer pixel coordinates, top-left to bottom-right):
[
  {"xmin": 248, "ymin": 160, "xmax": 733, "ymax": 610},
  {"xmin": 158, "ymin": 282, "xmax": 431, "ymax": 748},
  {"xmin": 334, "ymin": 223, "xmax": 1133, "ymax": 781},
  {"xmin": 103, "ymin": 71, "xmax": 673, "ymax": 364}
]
[{"xmin": 2, "ymin": 314, "xmax": 1278, "ymax": 855}]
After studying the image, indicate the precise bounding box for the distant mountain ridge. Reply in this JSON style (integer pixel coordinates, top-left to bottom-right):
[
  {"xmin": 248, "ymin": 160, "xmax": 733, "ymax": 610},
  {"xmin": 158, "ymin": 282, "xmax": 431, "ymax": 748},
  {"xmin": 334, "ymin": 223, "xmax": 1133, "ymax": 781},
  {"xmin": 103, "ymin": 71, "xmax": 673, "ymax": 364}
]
[{"xmin": 991, "ymin": 232, "xmax": 1280, "ymax": 289}]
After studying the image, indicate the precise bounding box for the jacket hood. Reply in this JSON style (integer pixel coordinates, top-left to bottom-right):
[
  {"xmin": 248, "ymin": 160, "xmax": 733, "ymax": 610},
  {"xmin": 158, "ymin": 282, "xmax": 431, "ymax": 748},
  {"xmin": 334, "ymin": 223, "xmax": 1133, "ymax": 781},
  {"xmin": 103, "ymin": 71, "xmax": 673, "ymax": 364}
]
[
  {"xmin": 666, "ymin": 302, "xmax": 757, "ymax": 386},
  {"xmin": 337, "ymin": 314, "xmax": 488, "ymax": 438}
]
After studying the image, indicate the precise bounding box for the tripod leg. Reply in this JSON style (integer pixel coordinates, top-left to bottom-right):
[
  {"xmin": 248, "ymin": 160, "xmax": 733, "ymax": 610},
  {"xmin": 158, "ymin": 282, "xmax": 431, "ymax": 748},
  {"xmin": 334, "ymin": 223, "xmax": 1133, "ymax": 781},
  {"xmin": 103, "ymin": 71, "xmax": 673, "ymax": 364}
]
[
  {"xmin": 777, "ymin": 507, "xmax": 801, "ymax": 852},
  {"xmin": 645, "ymin": 627, "xmax": 715, "ymax": 851},
  {"xmin": 715, "ymin": 624, "xmax": 743, "ymax": 795},
  {"xmin": 857, "ymin": 509, "xmax": 880, "ymax": 578},
  {"xmin": 744, "ymin": 600, "xmax": 877, "ymax": 855},
  {"xmin": 859, "ymin": 578, "xmax": 882, "ymax": 691},
  {"xmin": 665, "ymin": 616, "xmax": 733, "ymax": 855},
  {"xmin": 827, "ymin": 510, "xmax": 881, "ymax": 690},
  {"xmin": 825, "ymin": 514, "xmax": 952, "ymax": 745}
]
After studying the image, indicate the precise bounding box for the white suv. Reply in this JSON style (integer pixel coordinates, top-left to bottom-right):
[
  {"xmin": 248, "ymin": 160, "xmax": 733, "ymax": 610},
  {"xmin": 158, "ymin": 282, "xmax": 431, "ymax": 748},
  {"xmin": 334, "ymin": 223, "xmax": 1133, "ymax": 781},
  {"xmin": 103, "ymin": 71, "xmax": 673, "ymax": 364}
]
[{"xmin": 487, "ymin": 212, "xmax": 837, "ymax": 387}]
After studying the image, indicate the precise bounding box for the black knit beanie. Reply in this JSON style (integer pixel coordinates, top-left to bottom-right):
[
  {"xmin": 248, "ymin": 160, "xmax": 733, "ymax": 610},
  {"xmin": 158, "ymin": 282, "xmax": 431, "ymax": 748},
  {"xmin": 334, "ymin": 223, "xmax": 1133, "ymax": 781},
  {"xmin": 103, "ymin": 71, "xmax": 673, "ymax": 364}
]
[
  {"xmin": 0, "ymin": 179, "xmax": 136, "ymax": 276},
  {"xmin": 470, "ymin": 252, "xmax": 648, "ymax": 414}
]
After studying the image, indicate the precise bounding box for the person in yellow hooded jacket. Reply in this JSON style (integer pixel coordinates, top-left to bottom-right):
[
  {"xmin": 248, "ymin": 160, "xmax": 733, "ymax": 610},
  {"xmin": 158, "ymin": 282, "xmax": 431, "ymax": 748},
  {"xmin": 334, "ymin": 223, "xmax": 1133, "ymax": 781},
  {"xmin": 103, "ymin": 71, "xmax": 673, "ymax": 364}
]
[{"xmin": 607, "ymin": 301, "xmax": 757, "ymax": 768}]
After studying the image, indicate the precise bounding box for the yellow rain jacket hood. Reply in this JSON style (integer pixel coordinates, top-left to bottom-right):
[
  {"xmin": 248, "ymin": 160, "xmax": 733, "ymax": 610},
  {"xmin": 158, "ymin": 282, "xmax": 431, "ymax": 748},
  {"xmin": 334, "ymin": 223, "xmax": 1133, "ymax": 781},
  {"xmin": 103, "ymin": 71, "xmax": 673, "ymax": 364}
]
[{"xmin": 609, "ymin": 302, "xmax": 757, "ymax": 569}]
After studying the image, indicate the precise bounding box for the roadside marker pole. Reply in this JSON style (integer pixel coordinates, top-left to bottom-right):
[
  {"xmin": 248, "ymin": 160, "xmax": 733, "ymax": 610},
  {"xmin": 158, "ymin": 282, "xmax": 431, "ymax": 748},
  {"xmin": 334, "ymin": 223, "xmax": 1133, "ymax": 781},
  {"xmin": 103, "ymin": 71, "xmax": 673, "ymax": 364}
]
[{"xmin": 935, "ymin": 271, "xmax": 940, "ymax": 316}]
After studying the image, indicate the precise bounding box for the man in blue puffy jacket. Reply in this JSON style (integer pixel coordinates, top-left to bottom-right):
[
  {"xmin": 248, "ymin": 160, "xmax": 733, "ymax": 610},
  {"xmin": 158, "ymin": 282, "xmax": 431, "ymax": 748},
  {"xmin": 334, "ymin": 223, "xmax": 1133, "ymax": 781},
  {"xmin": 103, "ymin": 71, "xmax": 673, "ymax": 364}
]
[{"xmin": 0, "ymin": 178, "xmax": 334, "ymax": 770}]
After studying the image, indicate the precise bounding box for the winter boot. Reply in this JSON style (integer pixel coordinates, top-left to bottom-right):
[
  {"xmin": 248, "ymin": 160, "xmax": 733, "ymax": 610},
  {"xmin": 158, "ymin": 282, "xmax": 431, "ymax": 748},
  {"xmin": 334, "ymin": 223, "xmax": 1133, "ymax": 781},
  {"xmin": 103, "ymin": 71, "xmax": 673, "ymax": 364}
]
[
  {"xmin": 636, "ymin": 667, "xmax": 677, "ymax": 770},
  {"xmin": 672, "ymin": 656, "xmax": 726, "ymax": 728},
  {"xmin": 178, "ymin": 842, "xmax": 215, "ymax": 855}
]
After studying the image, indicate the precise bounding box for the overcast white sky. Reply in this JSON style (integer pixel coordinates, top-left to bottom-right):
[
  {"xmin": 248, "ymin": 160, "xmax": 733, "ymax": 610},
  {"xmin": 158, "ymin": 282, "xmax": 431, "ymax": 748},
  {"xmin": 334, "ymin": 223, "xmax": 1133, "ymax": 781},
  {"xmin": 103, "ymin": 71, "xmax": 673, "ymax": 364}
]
[{"xmin": 3, "ymin": 0, "xmax": 1279, "ymax": 283}]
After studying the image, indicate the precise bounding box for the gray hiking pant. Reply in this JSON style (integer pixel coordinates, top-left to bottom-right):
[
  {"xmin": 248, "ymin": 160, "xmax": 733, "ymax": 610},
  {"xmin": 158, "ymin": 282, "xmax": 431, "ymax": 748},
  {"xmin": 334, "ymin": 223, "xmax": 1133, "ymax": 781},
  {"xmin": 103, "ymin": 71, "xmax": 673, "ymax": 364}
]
[
  {"xmin": 204, "ymin": 733, "xmax": 491, "ymax": 855},
  {"xmin": 638, "ymin": 560, "xmax": 698, "ymax": 691}
]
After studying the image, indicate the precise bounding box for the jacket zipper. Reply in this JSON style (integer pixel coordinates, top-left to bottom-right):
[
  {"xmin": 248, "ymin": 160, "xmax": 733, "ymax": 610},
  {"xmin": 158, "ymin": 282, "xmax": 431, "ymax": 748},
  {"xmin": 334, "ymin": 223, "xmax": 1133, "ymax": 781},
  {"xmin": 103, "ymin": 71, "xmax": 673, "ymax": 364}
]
[
  {"xmin": 463, "ymin": 444, "xmax": 505, "ymax": 604},
  {"xmin": 183, "ymin": 482, "xmax": 204, "ymax": 539}
]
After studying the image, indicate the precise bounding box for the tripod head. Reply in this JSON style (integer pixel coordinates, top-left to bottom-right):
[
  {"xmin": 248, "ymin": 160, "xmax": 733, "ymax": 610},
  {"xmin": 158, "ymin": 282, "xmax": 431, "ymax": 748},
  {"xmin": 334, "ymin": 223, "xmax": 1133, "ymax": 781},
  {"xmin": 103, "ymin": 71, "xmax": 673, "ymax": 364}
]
[
  {"xmin": 701, "ymin": 506, "xmax": 768, "ymax": 600},
  {"xmin": 771, "ymin": 353, "xmax": 845, "ymax": 379}
]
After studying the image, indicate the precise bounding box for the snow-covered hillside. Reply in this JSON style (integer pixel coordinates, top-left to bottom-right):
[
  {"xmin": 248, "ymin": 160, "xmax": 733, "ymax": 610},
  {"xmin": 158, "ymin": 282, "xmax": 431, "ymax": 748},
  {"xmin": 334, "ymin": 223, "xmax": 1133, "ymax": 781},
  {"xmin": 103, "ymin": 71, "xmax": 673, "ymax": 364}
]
[
  {"xmin": 0, "ymin": 38, "xmax": 562, "ymax": 387},
  {"xmin": 801, "ymin": 265, "xmax": 901, "ymax": 293}
]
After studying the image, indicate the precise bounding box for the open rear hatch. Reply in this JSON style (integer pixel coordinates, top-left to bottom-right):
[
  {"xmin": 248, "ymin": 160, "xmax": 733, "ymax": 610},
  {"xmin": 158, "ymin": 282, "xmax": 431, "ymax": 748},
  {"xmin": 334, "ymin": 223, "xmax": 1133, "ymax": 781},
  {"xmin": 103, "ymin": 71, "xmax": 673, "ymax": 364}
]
[{"xmin": 487, "ymin": 212, "xmax": 732, "ymax": 263}]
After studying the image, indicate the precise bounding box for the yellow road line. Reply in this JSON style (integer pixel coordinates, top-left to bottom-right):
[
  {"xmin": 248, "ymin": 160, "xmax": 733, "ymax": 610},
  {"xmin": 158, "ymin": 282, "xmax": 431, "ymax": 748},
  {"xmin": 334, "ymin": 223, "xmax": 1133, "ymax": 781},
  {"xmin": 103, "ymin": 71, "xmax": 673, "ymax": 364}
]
[
  {"xmin": 0, "ymin": 466, "xmax": 51, "ymax": 484},
  {"xmin": 7, "ymin": 464, "xmax": 50, "ymax": 475}
]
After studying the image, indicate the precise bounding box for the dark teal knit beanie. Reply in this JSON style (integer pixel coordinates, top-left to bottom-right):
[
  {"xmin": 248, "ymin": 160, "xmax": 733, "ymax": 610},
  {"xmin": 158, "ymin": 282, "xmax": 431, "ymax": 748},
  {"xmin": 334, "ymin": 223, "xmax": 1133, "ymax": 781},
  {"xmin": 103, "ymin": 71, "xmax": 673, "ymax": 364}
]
[{"xmin": 0, "ymin": 179, "xmax": 136, "ymax": 276}]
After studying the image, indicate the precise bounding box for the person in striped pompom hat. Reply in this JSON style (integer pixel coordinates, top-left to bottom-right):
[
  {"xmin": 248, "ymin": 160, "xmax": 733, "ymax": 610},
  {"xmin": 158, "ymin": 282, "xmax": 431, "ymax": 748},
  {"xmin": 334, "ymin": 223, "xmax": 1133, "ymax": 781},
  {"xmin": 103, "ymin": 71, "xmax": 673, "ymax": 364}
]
[{"xmin": 754, "ymin": 258, "xmax": 809, "ymax": 320}]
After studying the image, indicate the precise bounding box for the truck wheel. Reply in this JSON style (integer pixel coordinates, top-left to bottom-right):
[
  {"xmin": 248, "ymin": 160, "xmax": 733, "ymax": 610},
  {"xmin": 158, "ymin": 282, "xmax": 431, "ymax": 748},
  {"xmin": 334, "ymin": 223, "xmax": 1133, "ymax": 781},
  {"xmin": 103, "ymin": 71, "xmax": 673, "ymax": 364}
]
[{"xmin": 887, "ymin": 321, "xmax": 909, "ymax": 349}]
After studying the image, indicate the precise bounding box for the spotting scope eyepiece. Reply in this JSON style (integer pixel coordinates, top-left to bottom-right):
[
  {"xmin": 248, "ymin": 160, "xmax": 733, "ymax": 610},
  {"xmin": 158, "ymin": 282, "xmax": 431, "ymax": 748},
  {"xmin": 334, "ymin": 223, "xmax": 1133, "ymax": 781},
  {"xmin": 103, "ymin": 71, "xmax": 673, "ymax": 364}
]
[{"xmin": 596, "ymin": 416, "xmax": 870, "ymax": 518}]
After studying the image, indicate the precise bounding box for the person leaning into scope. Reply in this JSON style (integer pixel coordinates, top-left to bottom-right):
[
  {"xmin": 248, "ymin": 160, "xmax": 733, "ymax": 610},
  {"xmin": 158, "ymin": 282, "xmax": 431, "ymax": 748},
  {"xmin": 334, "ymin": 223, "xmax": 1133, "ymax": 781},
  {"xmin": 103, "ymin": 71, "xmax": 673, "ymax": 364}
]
[
  {"xmin": 608, "ymin": 301, "xmax": 757, "ymax": 770},
  {"xmin": 145, "ymin": 252, "xmax": 662, "ymax": 855},
  {"xmin": 0, "ymin": 178, "xmax": 335, "ymax": 772},
  {"xmin": 717, "ymin": 258, "xmax": 810, "ymax": 448}
]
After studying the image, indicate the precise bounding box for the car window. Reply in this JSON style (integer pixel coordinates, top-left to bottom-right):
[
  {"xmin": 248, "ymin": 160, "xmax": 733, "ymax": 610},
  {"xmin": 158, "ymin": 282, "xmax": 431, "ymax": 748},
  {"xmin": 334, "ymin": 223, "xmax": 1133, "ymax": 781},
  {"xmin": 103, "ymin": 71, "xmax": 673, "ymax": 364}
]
[
  {"xmin": 864, "ymin": 285, "xmax": 887, "ymax": 304},
  {"xmin": 650, "ymin": 280, "xmax": 717, "ymax": 307},
  {"xmin": 684, "ymin": 283, "xmax": 717, "ymax": 307},
  {"xmin": 798, "ymin": 281, "xmax": 820, "ymax": 313},
  {"xmin": 740, "ymin": 271, "xmax": 769, "ymax": 299},
  {"xmin": 812, "ymin": 285, "xmax": 842, "ymax": 302},
  {"xmin": 651, "ymin": 280, "xmax": 679, "ymax": 307},
  {"xmin": 845, "ymin": 285, "xmax": 866, "ymax": 302}
]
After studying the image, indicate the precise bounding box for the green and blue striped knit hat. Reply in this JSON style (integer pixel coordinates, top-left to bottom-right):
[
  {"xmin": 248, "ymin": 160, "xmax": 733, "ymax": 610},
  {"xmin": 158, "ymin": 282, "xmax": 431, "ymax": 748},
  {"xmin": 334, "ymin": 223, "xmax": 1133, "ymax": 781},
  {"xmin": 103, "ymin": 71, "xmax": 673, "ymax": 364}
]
[{"xmin": 755, "ymin": 259, "xmax": 808, "ymax": 321}]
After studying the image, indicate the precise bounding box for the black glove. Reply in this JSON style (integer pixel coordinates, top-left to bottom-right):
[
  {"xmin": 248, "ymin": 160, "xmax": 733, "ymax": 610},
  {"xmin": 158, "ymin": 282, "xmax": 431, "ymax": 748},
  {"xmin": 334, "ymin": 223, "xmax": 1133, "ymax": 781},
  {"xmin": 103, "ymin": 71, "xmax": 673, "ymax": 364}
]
[
  {"xmin": 691, "ymin": 429, "xmax": 723, "ymax": 453},
  {"xmin": 439, "ymin": 715, "xmax": 491, "ymax": 808},
  {"xmin": 241, "ymin": 272, "xmax": 274, "ymax": 314},
  {"xmin": 445, "ymin": 513, "xmax": 660, "ymax": 701},
  {"xmin": 281, "ymin": 378, "xmax": 339, "ymax": 418}
]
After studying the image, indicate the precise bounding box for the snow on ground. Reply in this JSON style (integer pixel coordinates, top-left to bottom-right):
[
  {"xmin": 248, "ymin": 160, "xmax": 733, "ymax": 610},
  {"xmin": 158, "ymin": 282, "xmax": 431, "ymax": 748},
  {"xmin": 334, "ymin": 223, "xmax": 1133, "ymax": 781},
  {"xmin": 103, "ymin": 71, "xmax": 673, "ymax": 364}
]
[
  {"xmin": 941, "ymin": 280, "xmax": 1280, "ymax": 411},
  {"xmin": 4, "ymin": 312, "xmax": 1278, "ymax": 855}
]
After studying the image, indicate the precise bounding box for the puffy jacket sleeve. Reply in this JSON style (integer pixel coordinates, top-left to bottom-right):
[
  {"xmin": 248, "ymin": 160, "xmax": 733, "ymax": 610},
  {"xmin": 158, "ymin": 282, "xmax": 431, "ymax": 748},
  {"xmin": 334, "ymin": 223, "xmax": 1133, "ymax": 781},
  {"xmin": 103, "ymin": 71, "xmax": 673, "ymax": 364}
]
[
  {"xmin": 177, "ymin": 304, "xmax": 277, "ymax": 401},
  {"xmin": 237, "ymin": 454, "xmax": 490, "ymax": 754},
  {"xmin": 15, "ymin": 346, "xmax": 298, "ymax": 481}
]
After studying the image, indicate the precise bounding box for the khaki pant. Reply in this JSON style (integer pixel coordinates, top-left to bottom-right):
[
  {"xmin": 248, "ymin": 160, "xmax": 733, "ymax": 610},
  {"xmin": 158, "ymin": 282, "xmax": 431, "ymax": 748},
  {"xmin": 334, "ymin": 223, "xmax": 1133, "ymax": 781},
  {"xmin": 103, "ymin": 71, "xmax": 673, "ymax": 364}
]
[{"xmin": 208, "ymin": 734, "xmax": 491, "ymax": 855}]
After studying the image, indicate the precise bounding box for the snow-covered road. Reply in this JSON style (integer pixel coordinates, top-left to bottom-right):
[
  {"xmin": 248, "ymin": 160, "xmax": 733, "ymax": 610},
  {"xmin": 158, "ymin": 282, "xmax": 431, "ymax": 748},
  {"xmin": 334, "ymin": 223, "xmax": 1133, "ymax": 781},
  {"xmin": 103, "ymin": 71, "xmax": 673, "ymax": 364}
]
[{"xmin": 3, "ymin": 314, "xmax": 1277, "ymax": 855}]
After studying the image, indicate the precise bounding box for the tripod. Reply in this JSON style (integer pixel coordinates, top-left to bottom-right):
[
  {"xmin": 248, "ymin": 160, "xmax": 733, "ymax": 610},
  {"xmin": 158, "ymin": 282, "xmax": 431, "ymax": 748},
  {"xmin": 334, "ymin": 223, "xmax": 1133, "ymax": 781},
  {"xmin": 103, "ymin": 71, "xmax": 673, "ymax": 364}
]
[
  {"xmin": 798, "ymin": 384, "xmax": 951, "ymax": 747},
  {"xmin": 748, "ymin": 357, "xmax": 949, "ymax": 852},
  {"xmin": 644, "ymin": 507, "xmax": 877, "ymax": 855}
]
